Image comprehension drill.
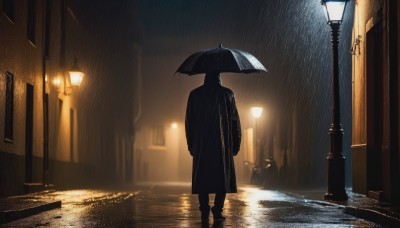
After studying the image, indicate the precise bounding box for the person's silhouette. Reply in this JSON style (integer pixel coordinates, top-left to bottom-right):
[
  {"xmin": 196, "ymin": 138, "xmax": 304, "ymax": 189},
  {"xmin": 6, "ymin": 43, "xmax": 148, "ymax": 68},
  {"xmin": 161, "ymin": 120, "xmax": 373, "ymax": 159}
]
[{"xmin": 185, "ymin": 71, "xmax": 241, "ymax": 221}]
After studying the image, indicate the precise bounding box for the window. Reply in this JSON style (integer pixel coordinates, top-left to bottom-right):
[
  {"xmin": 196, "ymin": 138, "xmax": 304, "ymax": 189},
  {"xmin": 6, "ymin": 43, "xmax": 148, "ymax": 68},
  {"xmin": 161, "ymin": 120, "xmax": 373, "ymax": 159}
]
[
  {"xmin": 3, "ymin": 0, "xmax": 14, "ymax": 22},
  {"xmin": 44, "ymin": 0, "xmax": 51, "ymax": 57},
  {"xmin": 27, "ymin": 0, "xmax": 36, "ymax": 44},
  {"xmin": 25, "ymin": 84, "xmax": 34, "ymax": 182},
  {"xmin": 151, "ymin": 126, "xmax": 165, "ymax": 146},
  {"xmin": 4, "ymin": 72, "xmax": 14, "ymax": 142}
]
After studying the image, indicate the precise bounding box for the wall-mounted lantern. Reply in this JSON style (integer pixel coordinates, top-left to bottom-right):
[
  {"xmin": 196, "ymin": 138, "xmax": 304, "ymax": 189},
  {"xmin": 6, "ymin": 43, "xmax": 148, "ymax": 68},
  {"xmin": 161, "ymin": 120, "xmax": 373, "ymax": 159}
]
[
  {"xmin": 68, "ymin": 58, "xmax": 84, "ymax": 87},
  {"xmin": 52, "ymin": 58, "xmax": 84, "ymax": 95}
]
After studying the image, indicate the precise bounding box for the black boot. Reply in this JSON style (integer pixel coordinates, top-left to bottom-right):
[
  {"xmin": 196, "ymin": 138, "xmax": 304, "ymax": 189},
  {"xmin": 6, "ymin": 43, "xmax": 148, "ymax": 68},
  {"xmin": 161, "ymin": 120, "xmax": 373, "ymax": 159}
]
[
  {"xmin": 211, "ymin": 206, "xmax": 225, "ymax": 221},
  {"xmin": 199, "ymin": 205, "xmax": 210, "ymax": 221}
]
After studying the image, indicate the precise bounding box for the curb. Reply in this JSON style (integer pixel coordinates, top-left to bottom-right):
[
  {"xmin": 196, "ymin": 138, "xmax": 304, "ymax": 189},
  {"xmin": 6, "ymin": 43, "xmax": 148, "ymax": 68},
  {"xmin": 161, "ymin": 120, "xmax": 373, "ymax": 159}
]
[
  {"xmin": 344, "ymin": 206, "xmax": 400, "ymax": 227},
  {"xmin": 0, "ymin": 200, "xmax": 62, "ymax": 224},
  {"xmin": 283, "ymin": 191, "xmax": 400, "ymax": 227}
]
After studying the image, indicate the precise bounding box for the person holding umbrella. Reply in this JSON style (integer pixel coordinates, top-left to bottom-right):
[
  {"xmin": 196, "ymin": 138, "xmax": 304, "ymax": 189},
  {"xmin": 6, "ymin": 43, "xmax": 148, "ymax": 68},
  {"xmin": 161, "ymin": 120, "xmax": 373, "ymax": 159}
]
[
  {"xmin": 185, "ymin": 70, "xmax": 241, "ymax": 222},
  {"xmin": 178, "ymin": 44, "xmax": 266, "ymax": 222}
]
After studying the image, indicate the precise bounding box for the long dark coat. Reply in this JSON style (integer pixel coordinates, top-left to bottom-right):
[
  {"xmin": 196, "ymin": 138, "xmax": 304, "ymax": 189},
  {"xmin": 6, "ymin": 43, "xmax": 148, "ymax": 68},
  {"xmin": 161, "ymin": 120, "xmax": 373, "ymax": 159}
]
[{"xmin": 185, "ymin": 76, "xmax": 241, "ymax": 194}]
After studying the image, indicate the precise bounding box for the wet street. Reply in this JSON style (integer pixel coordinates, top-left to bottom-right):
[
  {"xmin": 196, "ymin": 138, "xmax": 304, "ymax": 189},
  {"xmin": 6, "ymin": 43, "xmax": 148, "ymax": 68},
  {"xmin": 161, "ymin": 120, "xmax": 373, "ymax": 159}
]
[{"xmin": 4, "ymin": 183, "xmax": 379, "ymax": 227}]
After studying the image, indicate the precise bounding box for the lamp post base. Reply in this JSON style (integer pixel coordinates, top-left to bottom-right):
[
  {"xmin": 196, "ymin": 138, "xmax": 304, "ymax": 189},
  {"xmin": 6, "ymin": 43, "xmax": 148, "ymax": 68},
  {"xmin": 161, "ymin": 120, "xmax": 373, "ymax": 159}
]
[{"xmin": 325, "ymin": 153, "xmax": 348, "ymax": 201}]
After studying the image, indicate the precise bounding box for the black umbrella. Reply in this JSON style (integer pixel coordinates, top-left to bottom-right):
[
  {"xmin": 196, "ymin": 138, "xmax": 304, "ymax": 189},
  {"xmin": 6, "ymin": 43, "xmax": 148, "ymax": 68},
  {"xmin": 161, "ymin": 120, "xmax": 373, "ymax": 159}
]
[{"xmin": 176, "ymin": 44, "xmax": 267, "ymax": 76}]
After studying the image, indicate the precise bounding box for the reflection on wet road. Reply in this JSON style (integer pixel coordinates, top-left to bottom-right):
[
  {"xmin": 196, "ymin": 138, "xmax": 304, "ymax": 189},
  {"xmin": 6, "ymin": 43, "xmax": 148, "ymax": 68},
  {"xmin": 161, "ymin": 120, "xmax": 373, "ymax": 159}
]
[
  {"xmin": 4, "ymin": 183, "xmax": 379, "ymax": 227},
  {"xmin": 130, "ymin": 184, "xmax": 378, "ymax": 227}
]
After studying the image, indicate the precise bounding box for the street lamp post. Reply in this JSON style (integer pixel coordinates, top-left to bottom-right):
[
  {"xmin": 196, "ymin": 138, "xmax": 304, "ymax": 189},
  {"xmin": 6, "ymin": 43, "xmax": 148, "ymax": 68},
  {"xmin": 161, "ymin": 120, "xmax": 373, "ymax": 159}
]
[{"xmin": 321, "ymin": 0, "xmax": 348, "ymax": 201}]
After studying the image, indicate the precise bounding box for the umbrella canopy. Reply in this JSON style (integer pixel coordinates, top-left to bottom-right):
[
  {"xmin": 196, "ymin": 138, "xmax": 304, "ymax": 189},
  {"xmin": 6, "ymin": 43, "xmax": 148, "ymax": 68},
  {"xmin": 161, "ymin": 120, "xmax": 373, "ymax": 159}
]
[{"xmin": 176, "ymin": 44, "xmax": 267, "ymax": 75}]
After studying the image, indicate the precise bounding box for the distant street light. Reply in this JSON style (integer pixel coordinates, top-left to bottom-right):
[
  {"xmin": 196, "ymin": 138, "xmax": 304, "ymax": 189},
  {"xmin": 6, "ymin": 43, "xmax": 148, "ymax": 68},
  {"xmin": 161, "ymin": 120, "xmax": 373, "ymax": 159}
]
[
  {"xmin": 321, "ymin": 0, "xmax": 348, "ymax": 201},
  {"xmin": 251, "ymin": 107, "xmax": 263, "ymax": 168},
  {"xmin": 52, "ymin": 77, "xmax": 62, "ymax": 88},
  {"xmin": 251, "ymin": 107, "xmax": 263, "ymax": 119}
]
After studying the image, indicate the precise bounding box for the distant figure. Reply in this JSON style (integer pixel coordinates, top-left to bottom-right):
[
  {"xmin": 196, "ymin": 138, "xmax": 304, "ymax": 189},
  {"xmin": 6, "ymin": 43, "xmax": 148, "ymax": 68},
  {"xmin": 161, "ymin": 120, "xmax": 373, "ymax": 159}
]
[{"xmin": 185, "ymin": 71, "xmax": 241, "ymax": 222}]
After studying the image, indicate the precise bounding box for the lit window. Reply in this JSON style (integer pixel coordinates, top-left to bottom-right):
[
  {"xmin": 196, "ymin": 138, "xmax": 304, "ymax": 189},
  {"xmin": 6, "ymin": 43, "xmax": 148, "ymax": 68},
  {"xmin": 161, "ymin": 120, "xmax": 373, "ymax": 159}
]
[
  {"xmin": 151, "ymin": 126, "xmax": 165, "ymax": 146},
  {"xmin": 27, "ymin": 0, "xmax": 36, "ymax": 44},
  {"xmin": 3, "ymin": 0, "xmax": 14, "ymax": 22},
  {"xmin": 4, "ymin": 72, "xmax": 14, "ymax": 142}
]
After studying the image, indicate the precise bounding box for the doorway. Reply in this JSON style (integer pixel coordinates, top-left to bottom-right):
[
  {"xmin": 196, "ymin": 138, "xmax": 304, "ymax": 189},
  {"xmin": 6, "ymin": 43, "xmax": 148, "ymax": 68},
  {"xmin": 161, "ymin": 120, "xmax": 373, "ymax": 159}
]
[
  {"xmin": 25, "ymin": 84, "xmax": 34, "ymax": 183},
  {"xmin": 366, "ymin": 19, "xmax": 384, "ymax": 196}
]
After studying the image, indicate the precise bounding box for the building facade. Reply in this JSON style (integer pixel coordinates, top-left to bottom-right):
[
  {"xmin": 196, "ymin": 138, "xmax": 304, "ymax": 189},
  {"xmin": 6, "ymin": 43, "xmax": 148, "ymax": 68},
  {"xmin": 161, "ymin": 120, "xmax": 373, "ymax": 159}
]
[
  {"xmin": 0, "ymin": 0, "xmax": 140, "ymax": 197},
  {"xmin": 0, "ymin": 0, "xmax": 46, "ymax": 197},
  {"xmin": 351, "ymin": 0, "xmax": 400, "ymax": 203}
]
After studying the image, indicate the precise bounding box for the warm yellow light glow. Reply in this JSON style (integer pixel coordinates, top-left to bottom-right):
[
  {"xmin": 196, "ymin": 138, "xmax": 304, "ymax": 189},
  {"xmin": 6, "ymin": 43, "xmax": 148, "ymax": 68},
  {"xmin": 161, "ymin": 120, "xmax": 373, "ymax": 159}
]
[
  {"xmin": 69, "ymin": 71, "xmax": 84, "ymax": 87},
  {"xmin": 68, "ymin": 58, "xmax": 84, "ymax": 87},
  {"xmin": 251, "ymin": 107, "xmax": 263, "ymax": 118},
  {"xmin": 245, "ymin": 128, "xmax": 254, "ymax": 163},
  {"xmin": 171, "ymin": 122, "xmax": 178, "ymax": 129},
  {"xmin": 53, "ymin": 77, "xmax": 62, "ymax": 87}
]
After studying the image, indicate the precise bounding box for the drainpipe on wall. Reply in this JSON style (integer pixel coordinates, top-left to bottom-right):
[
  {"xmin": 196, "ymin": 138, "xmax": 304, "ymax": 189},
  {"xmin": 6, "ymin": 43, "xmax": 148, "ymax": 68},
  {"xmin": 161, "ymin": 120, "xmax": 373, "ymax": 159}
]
[{"xmin": 42, "ymin": 0, "xmax": 51, "ymax": 188}]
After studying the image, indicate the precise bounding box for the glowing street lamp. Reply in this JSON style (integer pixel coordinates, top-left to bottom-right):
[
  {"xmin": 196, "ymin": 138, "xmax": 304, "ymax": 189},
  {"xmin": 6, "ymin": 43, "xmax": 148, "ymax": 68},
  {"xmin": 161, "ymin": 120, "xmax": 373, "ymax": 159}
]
[
  {"xmin": 251, "ymin": 107, "xmax": 263, "ymax": 119},
  {"xmin": 321, "ymin": 0, "xmax": 349, "ymax": 201},
  {"xmin": 321, "ymin": 0, "xmax": 348, "ymax": 24}
]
